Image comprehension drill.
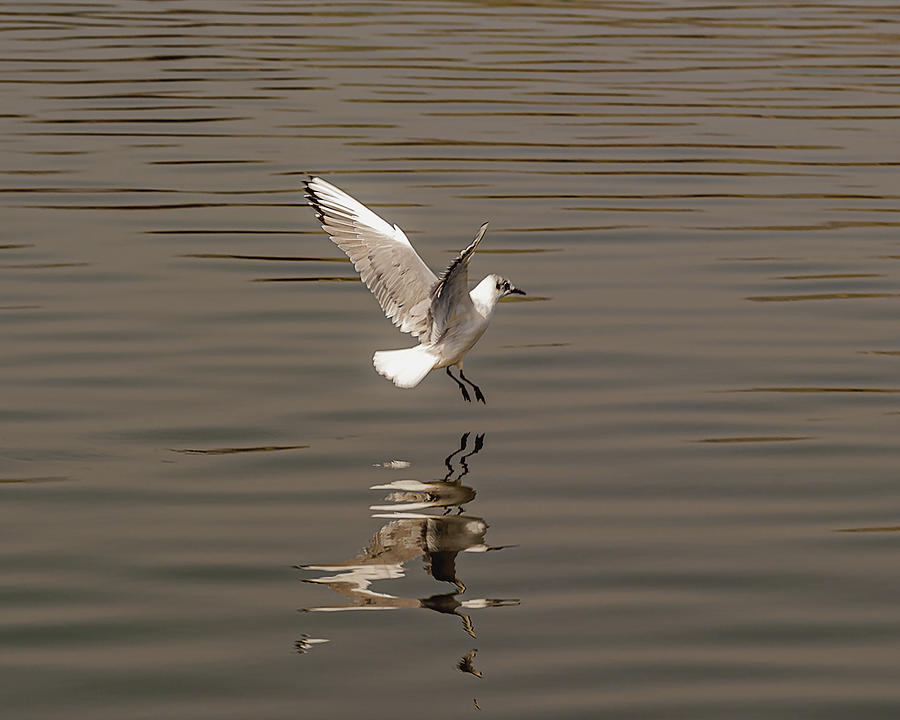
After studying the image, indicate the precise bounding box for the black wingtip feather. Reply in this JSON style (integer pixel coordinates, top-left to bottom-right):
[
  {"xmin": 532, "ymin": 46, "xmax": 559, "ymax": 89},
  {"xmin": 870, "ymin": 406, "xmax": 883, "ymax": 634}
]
[
  {"xmin": 304, "ymin": 177, "xmax": 324, "ymax": 213},
  {"xmin": 302, "ymin": 174, "xmax": 319, "ymax": 206}
]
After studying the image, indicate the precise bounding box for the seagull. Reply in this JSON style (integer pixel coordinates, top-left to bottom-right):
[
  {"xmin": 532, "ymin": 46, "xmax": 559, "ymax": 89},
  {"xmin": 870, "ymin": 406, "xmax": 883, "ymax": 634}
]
[{"xmin": 303, "ymin": 176, "xmax": 525, "ymax": 403}]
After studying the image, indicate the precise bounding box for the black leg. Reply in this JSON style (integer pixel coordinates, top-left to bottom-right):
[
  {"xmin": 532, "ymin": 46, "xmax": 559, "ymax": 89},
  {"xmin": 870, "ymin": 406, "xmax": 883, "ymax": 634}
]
[
  {"xmin": 458, "ymin": 369, "xmax": 486, "ymax": 404},
  {"xmin": 446, "ymin": 367, "xmax": 470, "ymax": 402}
]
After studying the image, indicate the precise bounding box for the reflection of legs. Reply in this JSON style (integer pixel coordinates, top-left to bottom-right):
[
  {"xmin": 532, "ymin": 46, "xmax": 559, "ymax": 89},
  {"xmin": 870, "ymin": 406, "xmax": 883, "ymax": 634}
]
[
  {"xmin": 458, "ymin": 369, "xmax": 485, "ymax": 404},
  {"xmin": 446, "ymin": 367, "xmax": 471, "ymax": 402},
  {"xmin": 446, "ymin": 432, "xmax": 484, "ymax": 483},
  {"xmin": 444, "ymin": 432, "xmax": 470, "ymax": 478},
  {"xmin": 457, "ymin": 432, "xmax": 484, "ymax": 479}
]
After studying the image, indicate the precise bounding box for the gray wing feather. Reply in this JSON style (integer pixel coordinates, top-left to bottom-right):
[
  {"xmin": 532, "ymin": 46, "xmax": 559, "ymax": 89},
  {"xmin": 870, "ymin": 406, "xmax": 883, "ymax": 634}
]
[
  {"xmin": 429, "ymin": 221, "xmax": 489, "ymax": 343},
  {"xmin": 304, "ymin": 176, "xmax": 438, "ymax": 339}
]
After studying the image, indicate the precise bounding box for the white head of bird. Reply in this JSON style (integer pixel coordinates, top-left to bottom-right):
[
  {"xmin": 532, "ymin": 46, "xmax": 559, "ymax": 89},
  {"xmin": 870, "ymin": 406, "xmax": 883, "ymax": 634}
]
[{"xmin": 470, "ymin": 274, "xmax": 526, "ymax": 317}]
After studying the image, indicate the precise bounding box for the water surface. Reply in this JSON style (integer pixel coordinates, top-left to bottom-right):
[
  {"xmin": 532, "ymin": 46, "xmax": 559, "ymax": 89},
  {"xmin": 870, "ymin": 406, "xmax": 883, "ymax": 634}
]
[{"xmin": 2, "ymin": 2, "xmax": 900, "ymax": 718}]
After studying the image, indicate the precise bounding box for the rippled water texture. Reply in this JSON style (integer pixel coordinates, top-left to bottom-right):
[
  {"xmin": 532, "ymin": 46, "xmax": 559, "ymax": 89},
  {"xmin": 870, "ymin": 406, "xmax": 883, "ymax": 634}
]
[{"xmin": 2, "ymin": 2, "xmax": 900, "ymax": 718}]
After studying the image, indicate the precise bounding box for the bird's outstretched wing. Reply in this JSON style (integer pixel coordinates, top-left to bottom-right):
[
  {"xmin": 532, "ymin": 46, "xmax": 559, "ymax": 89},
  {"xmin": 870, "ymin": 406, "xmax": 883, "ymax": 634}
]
[
  {"xmin": 430, "ymin": 222, "xmax": 489, "ymax": 342},
  {"xmin": 304, "ymin": 176, "xmax": 438, "ymax": 339}
]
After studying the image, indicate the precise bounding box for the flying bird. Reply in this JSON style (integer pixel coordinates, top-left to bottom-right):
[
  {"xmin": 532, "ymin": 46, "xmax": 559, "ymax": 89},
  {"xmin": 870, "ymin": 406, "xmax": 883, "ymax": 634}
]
[{"xmin": 303, "ymin": 176, "xmax": 525, "ymax": 403}]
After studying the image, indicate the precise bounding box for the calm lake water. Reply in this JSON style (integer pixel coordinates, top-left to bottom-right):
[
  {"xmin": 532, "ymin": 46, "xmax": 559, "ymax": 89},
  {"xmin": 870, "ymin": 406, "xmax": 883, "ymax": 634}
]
[{"xmin": 2, "ymin": 1, "xmax": 900, "ymax": 718}]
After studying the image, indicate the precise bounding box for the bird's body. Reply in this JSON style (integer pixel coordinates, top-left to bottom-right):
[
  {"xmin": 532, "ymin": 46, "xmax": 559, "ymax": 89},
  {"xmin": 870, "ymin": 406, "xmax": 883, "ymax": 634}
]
[{"xmin": 304, "ymin": 176, "xmax": 524, "ymax": 402}]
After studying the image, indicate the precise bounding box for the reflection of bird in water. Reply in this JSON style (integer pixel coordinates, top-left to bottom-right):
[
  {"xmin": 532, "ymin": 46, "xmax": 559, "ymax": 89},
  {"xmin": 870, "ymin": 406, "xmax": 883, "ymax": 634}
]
[
  {"xmin": 297, "ymin": 432, "xmax": 517, "ymax": 639},
  {"xmin": 304, "ymin": 176, "xmax": 525, "ymax": 402}
]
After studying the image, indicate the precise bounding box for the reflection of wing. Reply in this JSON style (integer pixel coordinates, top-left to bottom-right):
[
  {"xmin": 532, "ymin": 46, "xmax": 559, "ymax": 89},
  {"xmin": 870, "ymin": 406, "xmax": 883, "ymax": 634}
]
[
  {"xmin": 457, "ymin": 649, "xmax": 483, "ymax": 678},
  {"xmin": 304, "ymin": 176, "xmax": 438, "ymax": 339},
  {"xmin": 430, "ymin": 222, "xmax": 489, "ymax": 342},
  {"xmin": 369, "ymin": 479, "xmax": 477, "ymax": 512}
]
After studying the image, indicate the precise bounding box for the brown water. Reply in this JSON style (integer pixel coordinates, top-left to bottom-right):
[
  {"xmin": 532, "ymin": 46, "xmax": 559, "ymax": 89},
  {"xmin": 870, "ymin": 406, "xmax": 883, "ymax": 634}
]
[{"xmin": 2, "ymin": 1, "xmax": 900, "ymax": 717}]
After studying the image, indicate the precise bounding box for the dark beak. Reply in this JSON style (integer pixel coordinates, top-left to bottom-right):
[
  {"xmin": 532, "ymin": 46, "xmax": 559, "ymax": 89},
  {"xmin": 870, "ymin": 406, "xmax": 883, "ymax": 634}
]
[{"xmin": 508, "ymin": 287, "xmax": 526, "ymax": 296}]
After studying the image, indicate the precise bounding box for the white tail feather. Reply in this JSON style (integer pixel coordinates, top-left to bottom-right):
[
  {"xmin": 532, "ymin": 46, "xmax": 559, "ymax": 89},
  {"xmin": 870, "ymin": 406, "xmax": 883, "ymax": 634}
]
[{"xmin": 373, "ymin": 346, "xmax": 437, "ymax": 388}]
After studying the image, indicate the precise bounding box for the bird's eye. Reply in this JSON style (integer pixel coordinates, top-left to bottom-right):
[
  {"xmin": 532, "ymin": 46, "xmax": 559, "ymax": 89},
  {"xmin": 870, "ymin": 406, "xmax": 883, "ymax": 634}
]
[{"xmin": 496, "ymin": 282, "xmax": 501, "ymax": 290}]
